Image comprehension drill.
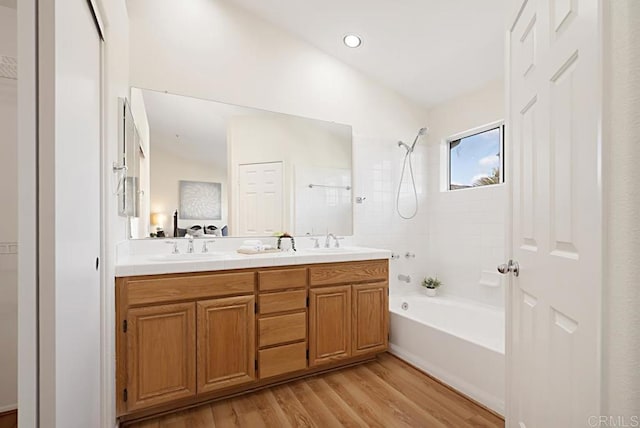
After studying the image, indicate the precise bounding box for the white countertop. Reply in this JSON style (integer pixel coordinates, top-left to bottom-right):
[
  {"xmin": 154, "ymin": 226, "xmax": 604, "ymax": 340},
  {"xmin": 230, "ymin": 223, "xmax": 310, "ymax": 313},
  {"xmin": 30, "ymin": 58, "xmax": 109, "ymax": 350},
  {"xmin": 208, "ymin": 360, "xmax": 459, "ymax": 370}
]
[{"xmin": 115, "ymin": 247, "xmax": 391, "ymax": 277}]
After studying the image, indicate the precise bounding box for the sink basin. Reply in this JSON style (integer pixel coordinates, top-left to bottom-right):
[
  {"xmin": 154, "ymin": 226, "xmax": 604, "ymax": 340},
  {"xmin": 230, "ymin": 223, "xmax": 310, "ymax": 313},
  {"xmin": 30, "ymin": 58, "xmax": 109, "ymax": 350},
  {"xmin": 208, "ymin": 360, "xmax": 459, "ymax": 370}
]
[
  {"xmin": 303, "ymin": 247, "xmax": 360, "ymax": 254},
  {"xmin": 148, "ymin": 253, "xmax": 225, "ymax": 262}
]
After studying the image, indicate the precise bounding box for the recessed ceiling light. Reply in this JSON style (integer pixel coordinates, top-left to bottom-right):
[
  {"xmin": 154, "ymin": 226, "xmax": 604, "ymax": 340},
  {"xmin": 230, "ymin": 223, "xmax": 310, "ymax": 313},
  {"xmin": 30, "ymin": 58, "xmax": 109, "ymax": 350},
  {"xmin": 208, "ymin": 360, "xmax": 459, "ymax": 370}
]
[{"xmin": 343, "ymin": 34, "xmax": 362, "ymax": 48}]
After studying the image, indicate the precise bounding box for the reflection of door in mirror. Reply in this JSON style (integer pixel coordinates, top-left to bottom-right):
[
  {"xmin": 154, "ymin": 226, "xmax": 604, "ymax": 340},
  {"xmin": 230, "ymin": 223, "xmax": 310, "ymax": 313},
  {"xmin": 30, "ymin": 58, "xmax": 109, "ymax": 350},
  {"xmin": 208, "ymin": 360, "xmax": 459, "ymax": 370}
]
[{"xmin": 237, "ymin": 162, "xmax": 283, "ymax": 236}]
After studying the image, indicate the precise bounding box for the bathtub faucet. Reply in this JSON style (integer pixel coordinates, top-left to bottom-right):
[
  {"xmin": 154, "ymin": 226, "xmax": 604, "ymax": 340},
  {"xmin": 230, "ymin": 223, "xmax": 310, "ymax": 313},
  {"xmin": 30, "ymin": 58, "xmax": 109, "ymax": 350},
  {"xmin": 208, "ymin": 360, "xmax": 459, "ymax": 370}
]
[{"xmin": 398, "ymin": 274, "xmax": 411, "ymax": 283}]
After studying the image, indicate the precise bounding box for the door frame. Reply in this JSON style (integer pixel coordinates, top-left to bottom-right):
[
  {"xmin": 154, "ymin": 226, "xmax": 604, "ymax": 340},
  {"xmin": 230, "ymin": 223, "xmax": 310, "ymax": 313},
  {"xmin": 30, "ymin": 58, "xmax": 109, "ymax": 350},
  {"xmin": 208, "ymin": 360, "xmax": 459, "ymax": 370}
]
[{"xmin": 503, "ymin": 19, "xmax": 515, "ymax": 423}]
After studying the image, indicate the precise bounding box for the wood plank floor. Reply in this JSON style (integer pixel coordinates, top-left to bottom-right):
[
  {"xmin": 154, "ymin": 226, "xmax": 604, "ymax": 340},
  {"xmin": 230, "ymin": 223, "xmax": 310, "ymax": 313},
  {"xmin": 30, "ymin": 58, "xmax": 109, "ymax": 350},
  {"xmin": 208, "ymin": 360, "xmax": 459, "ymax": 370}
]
[
  {"xmin": 0, "ymin": 410, "xmax": 18, "ymax": 428},
  {"xmin": 126, "ymin": 353, "xmax": 503, "ymax": 428}
]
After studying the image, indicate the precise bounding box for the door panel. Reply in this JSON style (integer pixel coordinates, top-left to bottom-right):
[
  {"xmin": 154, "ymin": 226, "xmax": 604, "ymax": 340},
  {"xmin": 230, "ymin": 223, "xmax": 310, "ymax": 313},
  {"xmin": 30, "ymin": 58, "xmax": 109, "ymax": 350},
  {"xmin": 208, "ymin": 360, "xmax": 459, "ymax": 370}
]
[
  {"xmin": 352, "ymin": 283, "xmax": 388, "ymax": 356},
  {"xmin": 50, "ymin": 0, "xmax": 103, "ymax": 424},
  {"xmin": 237, "ymin": 162, "xmax": 283, "ymax": 236},
  {"xmin": 197, "ymin": 296, "xmax": 256, "ymax": 393},
  {"xmin": 127, "ymin": 303, "xmax": 196, "ymax": 411},
  {"xmin": 309, "ymin": 285, "xmax": 351, "ymax": 366},
  {"xmin": 508, "ymin": 0, "xmax": 601, "ymax": 425}
]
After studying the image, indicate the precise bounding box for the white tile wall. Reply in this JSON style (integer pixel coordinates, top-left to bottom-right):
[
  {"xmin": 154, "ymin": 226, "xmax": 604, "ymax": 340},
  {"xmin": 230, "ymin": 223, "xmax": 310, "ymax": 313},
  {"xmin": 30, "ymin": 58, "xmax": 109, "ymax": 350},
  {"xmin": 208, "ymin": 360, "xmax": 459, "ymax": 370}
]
[
  {"xmin": 425, "ymin": 173, "xmax": 506, "ymax": 307},
  {"xmin": 351, "ymin": 135, "xmax": 430, "ymax": 297},
  {"xmin": 352, "ymin": 81, "xmax": 507, "ymax": 310},
  {"xmin": 421, "ymin": 79, "xmax": 507, "ymax": 309}
]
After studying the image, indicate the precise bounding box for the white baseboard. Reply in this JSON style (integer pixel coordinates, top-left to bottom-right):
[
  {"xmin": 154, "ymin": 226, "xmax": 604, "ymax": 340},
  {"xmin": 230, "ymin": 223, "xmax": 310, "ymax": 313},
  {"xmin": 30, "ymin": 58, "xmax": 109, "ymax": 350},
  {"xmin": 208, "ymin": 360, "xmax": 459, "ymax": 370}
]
[{"xmin": 0, "ymin": 403, "xmax": 17, "ymax": 414}]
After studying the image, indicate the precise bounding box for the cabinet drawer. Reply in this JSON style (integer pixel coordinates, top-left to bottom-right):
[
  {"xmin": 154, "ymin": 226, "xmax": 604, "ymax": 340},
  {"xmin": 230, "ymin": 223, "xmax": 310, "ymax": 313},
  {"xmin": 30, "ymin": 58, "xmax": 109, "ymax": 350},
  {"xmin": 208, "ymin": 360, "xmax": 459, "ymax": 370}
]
[
  {"xmin": 259, "ymin": 289, "xmax": 307, "ymax": 315},
  {"xmin": 127, "ymin": 272, "xmax": 255, "ymax": 306},
  {"xmin": 258, "ymin": 342, "xmax": 307, "ymax": 379},
  {"xmin": 258, "ymin": 268, "xmax": 307, "ymax": 291},
  {"xmin": 258, "ymin": 312, "xmax": 306, "ymax": 347},
  {"xmin": 309, "ymin": 260, "xmax": 388, "ymax": 287}
]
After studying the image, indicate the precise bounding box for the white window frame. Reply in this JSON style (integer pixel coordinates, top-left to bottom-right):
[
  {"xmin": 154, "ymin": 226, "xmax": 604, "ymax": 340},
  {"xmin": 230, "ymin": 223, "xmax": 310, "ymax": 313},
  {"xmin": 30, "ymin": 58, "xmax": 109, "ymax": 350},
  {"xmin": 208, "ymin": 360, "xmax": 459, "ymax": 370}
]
[{"xmin": 441, "ymin": 120, "xmax": 505, "ymax": 192}]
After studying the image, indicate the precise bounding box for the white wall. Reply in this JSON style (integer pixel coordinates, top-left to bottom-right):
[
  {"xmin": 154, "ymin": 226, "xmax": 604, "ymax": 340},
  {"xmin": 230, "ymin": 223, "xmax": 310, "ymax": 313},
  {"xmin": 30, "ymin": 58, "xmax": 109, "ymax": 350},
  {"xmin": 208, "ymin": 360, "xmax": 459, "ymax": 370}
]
[
  {"xmin": 127, "ymin": 0, "xmax": 431, "ymax": 290},
  {"xmin": 150, "ymin": 144, "xmax": 229, "ymax": 234},
  {"xmin": 0, "ymin": 4, "xmax": 17, "ymax": 414},
  {"xmin": 423, "ymin": 80, "xmax": 506, "ymax": 308},
  {"xmin": 602, "ymin": 0, "xmax": 640, "ymax": 417}
]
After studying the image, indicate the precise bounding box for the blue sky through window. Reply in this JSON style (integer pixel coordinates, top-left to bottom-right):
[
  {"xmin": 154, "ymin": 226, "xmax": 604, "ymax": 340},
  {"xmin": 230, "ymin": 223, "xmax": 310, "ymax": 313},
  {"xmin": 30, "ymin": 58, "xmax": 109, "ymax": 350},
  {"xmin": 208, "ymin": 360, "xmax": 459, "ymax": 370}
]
[{"xmin": 450, "ymin": 127, "xmax": 501, "ymax": 189}]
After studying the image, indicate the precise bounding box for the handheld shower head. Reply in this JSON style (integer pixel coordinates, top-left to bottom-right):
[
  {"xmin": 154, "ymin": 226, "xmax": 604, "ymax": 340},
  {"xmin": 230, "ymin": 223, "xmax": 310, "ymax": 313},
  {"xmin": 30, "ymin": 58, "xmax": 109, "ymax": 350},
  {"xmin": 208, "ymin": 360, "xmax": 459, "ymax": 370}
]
[
  {"xmin": 410, "ymin": 127, "xmax": 428, "ymax": 151},
  {"xmin": 397, "ymin": 127, "xmax": 428, "ymax": 153},
  {"xmin": 396, "ymin": 126, "xmax": 428, "ymax": 219}
]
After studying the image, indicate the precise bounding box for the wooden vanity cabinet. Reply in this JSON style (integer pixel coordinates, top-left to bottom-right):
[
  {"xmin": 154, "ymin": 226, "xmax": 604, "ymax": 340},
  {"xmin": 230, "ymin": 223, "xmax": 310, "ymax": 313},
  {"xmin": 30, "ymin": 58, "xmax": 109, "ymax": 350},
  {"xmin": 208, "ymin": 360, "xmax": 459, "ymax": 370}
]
[
  {"xmin": 309, "ymin": 285, "xmax": 352, "ymax": 366},
  {"xmin": 117, "ymin": 272, "xmax": 256, "ymax": 414},
  {"xmin": 197, "ymin": 295, "xmax": 256, "ymax": 393},
  {"xmin": 116, "ymin": 259, "xmax": 388, "ymax": 422},
  {"xmin": 352, "ymin": 282, "xmax": 389, "ymax": 356},
  {"xmin": 126, "ymin": 302, "xmax": 197, "ymax": 412},
  {"xmin": 256, "ymin": 267, "xmax": 308, "ymax": 379},
  {"xmin": 308, "ymin": 260, "xmax": 389, "ymax": 367}
]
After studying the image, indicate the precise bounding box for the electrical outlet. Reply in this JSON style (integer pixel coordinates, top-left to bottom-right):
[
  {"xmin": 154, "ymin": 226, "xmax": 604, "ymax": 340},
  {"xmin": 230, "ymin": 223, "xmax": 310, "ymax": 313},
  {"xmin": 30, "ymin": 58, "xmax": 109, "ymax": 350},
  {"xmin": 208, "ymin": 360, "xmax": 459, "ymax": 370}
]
[{"xmin": 0, "ymin": 242, "xmax": 18, "ymax": 255}]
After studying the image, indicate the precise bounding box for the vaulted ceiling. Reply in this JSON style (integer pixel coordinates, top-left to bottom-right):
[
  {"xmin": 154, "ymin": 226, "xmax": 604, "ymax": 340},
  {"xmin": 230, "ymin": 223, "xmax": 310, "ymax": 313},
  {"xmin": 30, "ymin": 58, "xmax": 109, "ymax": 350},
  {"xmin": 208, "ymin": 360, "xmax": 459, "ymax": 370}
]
[{"xmin": 229, "ymin": 0, "xmax": 506, "ymax": 108}]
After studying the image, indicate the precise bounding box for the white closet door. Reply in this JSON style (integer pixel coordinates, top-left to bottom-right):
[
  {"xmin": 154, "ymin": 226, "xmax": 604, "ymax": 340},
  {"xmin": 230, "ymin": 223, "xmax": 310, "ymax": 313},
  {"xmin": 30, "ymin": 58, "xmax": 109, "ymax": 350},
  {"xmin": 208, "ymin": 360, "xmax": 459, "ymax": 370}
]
[
  {"xmin": 237, "ymin": 162, "xmax": 283, "ymax": 236},
  {"xmin": 507, "ymin": 0, "xmax": 602, "ymax": 426},
  {"xmin": 40, "ymin": 0, "xmax": 103, "ymax": 426}
]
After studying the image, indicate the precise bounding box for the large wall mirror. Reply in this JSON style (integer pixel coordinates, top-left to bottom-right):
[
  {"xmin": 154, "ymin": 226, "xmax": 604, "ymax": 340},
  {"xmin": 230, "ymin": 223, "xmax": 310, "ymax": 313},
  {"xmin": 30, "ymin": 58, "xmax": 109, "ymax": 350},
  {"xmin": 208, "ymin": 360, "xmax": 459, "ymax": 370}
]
[{"xmin": 127, "ymin": 88, "xmax": 353, "ymax": 239}]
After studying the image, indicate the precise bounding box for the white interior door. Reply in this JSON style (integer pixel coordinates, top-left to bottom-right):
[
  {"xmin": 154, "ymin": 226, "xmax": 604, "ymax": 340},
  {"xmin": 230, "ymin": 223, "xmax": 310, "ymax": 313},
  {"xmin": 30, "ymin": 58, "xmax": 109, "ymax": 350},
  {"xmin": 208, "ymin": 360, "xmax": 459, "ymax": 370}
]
[
  {"xmin": 237, "ymin": 162, "xmax": 283, "ymax": 236},
  {"xmin": 507, "ymin": 0, "xmax": 601, "ymax": 426},
  {"xmin": 41, "ymin": 0, "xmax": 103, "ymax": 425}
]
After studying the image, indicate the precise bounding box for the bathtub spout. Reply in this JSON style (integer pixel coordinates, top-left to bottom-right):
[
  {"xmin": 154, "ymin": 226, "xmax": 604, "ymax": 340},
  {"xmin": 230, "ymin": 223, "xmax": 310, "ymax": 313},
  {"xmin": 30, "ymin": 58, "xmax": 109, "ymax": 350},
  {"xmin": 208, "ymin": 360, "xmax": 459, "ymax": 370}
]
[{"xmin": 398, "ymin": 274, "xmax": 411, "ymax": 283}]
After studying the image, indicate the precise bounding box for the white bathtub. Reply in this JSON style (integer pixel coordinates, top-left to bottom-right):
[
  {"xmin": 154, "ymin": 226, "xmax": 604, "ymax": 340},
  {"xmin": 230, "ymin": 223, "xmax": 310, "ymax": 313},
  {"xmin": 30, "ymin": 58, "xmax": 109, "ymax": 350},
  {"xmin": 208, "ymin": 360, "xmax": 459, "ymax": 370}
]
[{"xmin": 389, "ymin": 293, "xmax": 505, "ymax": 415}]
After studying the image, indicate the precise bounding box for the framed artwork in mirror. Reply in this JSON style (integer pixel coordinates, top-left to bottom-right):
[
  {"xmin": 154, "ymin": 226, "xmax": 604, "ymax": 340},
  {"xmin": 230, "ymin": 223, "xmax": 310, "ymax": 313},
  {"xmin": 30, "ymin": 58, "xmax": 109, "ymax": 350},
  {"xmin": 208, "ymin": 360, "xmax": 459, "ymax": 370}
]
[{"xmin": 179, "ymin": 180, "xmax": 222, "ymax": 220}]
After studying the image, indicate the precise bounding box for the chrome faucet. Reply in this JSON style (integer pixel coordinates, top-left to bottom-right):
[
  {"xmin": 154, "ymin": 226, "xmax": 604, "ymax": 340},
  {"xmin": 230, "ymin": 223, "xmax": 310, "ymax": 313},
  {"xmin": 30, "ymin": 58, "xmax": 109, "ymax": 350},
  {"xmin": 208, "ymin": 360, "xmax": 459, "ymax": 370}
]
[
  {"xmin": 186, "ymin": 234, "xmax": 195, "ymax": 254},
  {"xmin": 325, "ymin": 233, "xmax": 336, "ymax": 248},
  {"xmin": 202, "ymin": 240, "xmax": 215, "ymax": 253},
  {"xmin": 165, "ymin": 240, "xmax": 179, "ymax": 254},
  {"xmin": 324, "ymin": 233, "xmax": 344, "ymax": 248}
]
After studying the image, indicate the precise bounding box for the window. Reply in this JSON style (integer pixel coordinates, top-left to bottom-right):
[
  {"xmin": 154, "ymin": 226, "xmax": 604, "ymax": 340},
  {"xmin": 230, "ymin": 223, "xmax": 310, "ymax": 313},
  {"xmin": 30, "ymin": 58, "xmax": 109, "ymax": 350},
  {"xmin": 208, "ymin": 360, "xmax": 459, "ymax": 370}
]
[{"xmin": 447, "ymin": 122, "xmax": 504, "ymax": 191}]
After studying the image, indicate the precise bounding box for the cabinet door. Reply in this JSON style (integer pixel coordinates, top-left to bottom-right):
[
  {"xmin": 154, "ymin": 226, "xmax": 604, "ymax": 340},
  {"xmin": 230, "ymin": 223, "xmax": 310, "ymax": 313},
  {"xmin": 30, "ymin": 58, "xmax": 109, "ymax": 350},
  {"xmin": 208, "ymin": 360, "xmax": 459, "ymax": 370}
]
[
  {"xmin": 197, "ymin": 295, "xmax": 256, "ymax": 393},
  {"xmin": 127, "ymin": 302, "xmax": 196, "ymax": 411},
  {"xmin": 352, "ymin": 283, "xmax": 389, "ymax": 356},
  {"xmin": 309, "ymin": 285, "xmax": 352, "ymax": 366}
]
